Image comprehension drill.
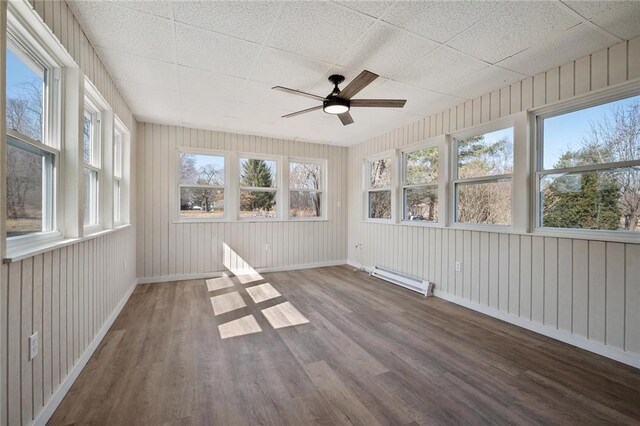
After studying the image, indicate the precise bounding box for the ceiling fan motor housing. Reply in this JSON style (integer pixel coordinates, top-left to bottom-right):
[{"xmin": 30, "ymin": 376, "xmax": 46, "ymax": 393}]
[{"xmin": 323, "ymin": 96, "xmax": 350, "ymax": 115}]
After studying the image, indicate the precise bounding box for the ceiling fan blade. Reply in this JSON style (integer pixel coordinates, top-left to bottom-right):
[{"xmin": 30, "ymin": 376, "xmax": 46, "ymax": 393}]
[
  {"xmin": 272, "ymin": 86, "xmax": 326, "ymax": 101},
  {"xmin": 338, "ymin": 112, "xmax": 354, "ymax": 126},
  {"xmin": 339, "ymin": 70, "xmax": 379, "ymax": 99},
  {"xmin": 350, "ymin": 99, "xmax": 407, "ymax": 108},
  {"xmin": 282, "ymin": 105, "xmax": 323, "ymax": 118}
]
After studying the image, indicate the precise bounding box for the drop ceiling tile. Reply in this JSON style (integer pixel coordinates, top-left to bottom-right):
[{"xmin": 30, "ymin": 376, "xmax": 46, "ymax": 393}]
[
  {"xmin": 335, "ymin": 1, "xmax": 395, "ymax": 18},
  {"xmin": 448, "ymin": 2, "xmax": 582, "ymax": 64},
  {"xmin": 178, "ymin": 66, "xmax": 247, "ymax": 101},
  {"xmin": 180, "ymin": 91, "xmax": 242, "ymax": 118},
  {"xmin": 382, "ymin": 1, "xmax": 504, "ymax": 43},
  {"xmin": 98, "ymin": 48, "xmax": 177, "ymax": 90},
  {"xmin": 174, "ymin": 1, "xmax": 281, "ymax": 44},
  {"xmin": 250, "ymin": 48, "xmax": 331, "ymax": 90},
  {"xmin": 175, "ymin": 23, "xmax": 260, "ymax": 78},
  {"xmin": 336, "ymin": 22, "xmax": 439, "ymax": 79},
  {"xmin": 448, "ymin": 66, "xmax": 525, "ymax": 100},
  {"xmin": 68, "ymin": 1, "xmax": 175, "ymax": 62},
  {"xmin": 360, "ymin": 80, "xmax": 464, "ymax": 116},
  {"xmin": 567, "ymin": 1, "xmax": 640, "ymax": 40},
  {"xmin": 393, "ymin": 47, "xmax": 487, "ymax": 93},
  {"xmin": 235, "ymin": 103, "xmax": 291, "ymax": 124},
  {"xmin": 563, "ymin": 1, "xmax": 627, "ymax": 20},
  {"xmin": 266, "ymin": 1, "xmax": 375, "ymax": 63},
  {"xmin": 497, "ymin": 22, "xmax": 617, "ymax": 76},
  {"xmin": 107, "ymin": 1, "xmax": 174, "ymax": 19},
  {"xmin": 240, "ymin": 80, "xmax": 317, "ymax": 113},
  {"xmin": 117, "ymin": 81, "xmax": 181, "ymax": 124}
]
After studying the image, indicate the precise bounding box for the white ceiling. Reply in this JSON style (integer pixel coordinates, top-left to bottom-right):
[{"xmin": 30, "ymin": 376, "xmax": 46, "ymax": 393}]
[{"xmin": 67, "ymin": 0, "xmax": 640, "ymax": 146}]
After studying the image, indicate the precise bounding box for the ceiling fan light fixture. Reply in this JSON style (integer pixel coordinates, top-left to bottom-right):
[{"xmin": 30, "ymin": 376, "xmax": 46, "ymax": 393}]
[{"xmin": 323, "ymin": 97, "xmax": 350, "ymax": 115}]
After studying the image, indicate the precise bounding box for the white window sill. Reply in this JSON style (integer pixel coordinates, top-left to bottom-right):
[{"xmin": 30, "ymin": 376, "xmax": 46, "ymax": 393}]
[
  {"xmin": 173, "ymin": 218, "xmax": 329, "ymax": 224},
  {"xmin": 4, "ymin": 224, "xmax": 131, "ymax": 263},
  {"xmin": 400, "ymin": 219, "xmax": 441, "ymax": 228}
]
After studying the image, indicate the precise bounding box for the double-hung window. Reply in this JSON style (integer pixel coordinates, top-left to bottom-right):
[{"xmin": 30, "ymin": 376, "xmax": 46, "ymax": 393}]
[
  {"xmin": 453, "ymin": 127, "xmax": 513, "ymax": 226},
  {"xmin": 5, "ymin": 13, "xmax": 61, "ymax": 245},
  {"xmin": 402, "ymin": 145, "xmax": 438, "ymax": 222},
  {"xmin": 113, "ymin": 126, "xmax": 123, "ymax": 224},
  {"xmin": 289, "ymin": 160, "xmax": 324, "ymax": 218},
  {"xmin": 239, "ymin": 157, "xmax": 278, "ymax": 219},
  {"xmin": 366, "ymin": 156, "xmax": 392, "ymax": 220},
  {"xmin": 178, "ymin": 151, "xmax": 225, "ymax": 219},
  {"xmin": 537, "ymin": 93, "xmax": 640, "ymax": 233},
  {"xmin": 83, "ymin": 96, "xmax": 101, "ymax": 229}
]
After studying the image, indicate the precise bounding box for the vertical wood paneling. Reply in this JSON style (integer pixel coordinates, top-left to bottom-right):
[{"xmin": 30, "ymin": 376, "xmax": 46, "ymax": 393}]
[
  {"xmin": 625, "ymin": 245, "xmax": 640, "ymax": 353},
  {"xmin": 573, "ymin": 240, "xmax": 589, "ymax": 338},
  {"xmin": 575, "ymin": 56, "xmax": 591, "ymax": 95},
  {"xmin": 346, "ymin": 36, "xmax": 640, "ymax": 365},
  {"xmin": 544, "ymin": 238, "xmax": 558, "ymax": 327},
  {"xmin": 588, "ymin": 242, "xmax": 606, "ymax": 343},
  {"xmin": 608, "ymin": 42, "xmax": 627, "ymax": 85},
  {"xmin": 0, "ymin": 3, "xmax": 138, "ymax": 424},
  {"xmin": 560, "ymin": 62, "xmax": 575, "ymax": 100},
  {"xmin": 591, "ymin": 48, "xmax": 608, "ymax": 91},
  {"xmin": 606, "ymin": 243, "xmax": 625, "ymax": 348}
]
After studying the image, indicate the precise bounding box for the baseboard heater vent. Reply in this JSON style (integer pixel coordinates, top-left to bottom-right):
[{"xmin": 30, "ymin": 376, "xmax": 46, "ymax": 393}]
[{"xmin": 370, "ymin": 266, "xmax": 433, "ymax": 296}]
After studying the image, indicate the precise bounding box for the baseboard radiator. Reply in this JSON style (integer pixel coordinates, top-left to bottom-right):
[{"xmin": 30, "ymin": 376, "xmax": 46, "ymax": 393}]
[{"xmin": 370, "ymin": 266, "xmax": 433, "ymax": 296}]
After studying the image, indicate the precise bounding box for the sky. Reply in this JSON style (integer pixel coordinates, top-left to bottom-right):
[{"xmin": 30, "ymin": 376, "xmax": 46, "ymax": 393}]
[
  {"xmin": 6, "ymin": 47, "xmax": 43, "ymax": 99},
  {"xmin": 543, "ymin": 95, "xmax": 639, "ymax": 169}
]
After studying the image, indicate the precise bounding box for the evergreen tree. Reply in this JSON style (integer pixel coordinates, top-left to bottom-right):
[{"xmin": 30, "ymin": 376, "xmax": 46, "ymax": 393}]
[{"xmin": 240, "ymin": 159, "xmax": 275, "ymax": 212}]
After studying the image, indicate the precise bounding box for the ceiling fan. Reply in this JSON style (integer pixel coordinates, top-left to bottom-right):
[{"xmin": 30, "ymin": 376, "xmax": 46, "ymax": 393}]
[{"xmin": 272, "ymin": 70, "xmax": 406, "ymax": 126}]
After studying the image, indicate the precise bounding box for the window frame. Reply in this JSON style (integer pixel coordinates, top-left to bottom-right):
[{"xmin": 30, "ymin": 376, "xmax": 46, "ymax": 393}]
[
  {"xmin": 288, "ymin": 157, "xmax": 327, "ymax": 220},
  {"xmin": 400, "ymin": 140, "xmax": 441, "ymax": 226},
  {"xmin": 363, "ymin": 151, "xmax": 395, "ymax": 223},
  {"xmin": 450, "ymin": 119, "xmax": 516, "ymax": 230},
  {"xmin": 532, "ymin": 85, "xmax": 640, "ymax": 240},
  {"xmin": 238, "ymin": 153, "xmax": 280, "ymax": 221},
  {"xmin": 176, "ymin": 147, "xmax": 228, "ymax": 222},
  {"xmin": 5, "ymin": 9, "xmax": 63, "ymax": 251},
  {"xmin": 82, "ymin": 93, "xmax": 102, "ymax": 233},
  {"xmin": 113, "ymin": 116, "xmax": 129, "ymax": 226}
]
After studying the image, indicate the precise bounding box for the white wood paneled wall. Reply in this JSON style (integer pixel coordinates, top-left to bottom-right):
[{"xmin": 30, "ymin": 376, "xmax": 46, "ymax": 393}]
[
  {"xmin": 348, "ymin": 37, "xmax": 640, "ymax": 362},
  {"xmin": 0, "ymin": 1, "xmax": 138, "ymax": 425},
  {"xmin": 136, "ymin": 123, "xmax": 348, "ymax": 280}
]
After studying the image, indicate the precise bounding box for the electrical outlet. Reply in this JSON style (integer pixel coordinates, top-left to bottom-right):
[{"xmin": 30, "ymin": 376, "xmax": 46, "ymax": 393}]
[
  {"xmin": 29, "ymin": 332, "xmax": 38, "ymax": 360},
  {"xmin": 265, "ymin": 243, "xmax": 271, "ymax": 251},
  {"xmin": 455, "ymin": 261, "xmax": 462, "ymax": 272}
]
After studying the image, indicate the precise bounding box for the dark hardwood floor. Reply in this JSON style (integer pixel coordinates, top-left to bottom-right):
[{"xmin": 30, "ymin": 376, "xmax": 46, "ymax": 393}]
[{"xmin": 49, "ymin": 265, "xmax": 640, "ymax": 425}]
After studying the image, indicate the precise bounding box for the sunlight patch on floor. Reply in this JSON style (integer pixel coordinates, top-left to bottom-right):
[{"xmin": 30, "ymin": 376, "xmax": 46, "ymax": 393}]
[
  {"xmin": 218, "ymin": 315, "xmax": 262, "ymax": 339},
  {"xmin": 210, "ymin": 291, "xmax": 246, "ymax": 316},
  {"xmin": 246, "ymin": 283, "xmax": 281, "ymax": 304},
  {"xmin": 206, "ymin": 276, "xmax": 235, "ymax": 292},
  {"xmin": 262, "ymin": 302, "xmax": 310, "ymax": 329},
  {"xmin": 235, "ymin": 273, "xmax": 264, "ymax": 285}
]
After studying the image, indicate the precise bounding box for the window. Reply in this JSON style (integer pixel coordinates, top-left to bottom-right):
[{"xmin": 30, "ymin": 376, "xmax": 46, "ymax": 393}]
[
  {"xmin": 402, "ymin": 146, "xmax": 438, "ymax": 222},
  {"xmin": 5, "ymin": 16, "xmax": 60, "ymax": 242},
  {"xmin": 239, "ymin": 157, "xmax": 277, "ymax": 219},
  {"xmin": 179, "ymin": 152, "xmax": 225, "ymax": 219},
  {"xmin": 453, "ymin": 127, "xmax": 513, "ymax": 225},
  {"xmin": 537, "ymin": 94, "xmax": 640, "ymax": 233},
  {"xmin": 366, "ymin": 157, "xmax": 392, "ymax": 220},
  {"xmin": 113, "ymin": 127, "xmax": 123, "ymax": 224},
  {"xmin": 289, "ymin": 160, "xmax": 323, "ymax": 218},
  {"xmin": 83, "ymin": 99, "xmax": 101, "ymax": 227}
]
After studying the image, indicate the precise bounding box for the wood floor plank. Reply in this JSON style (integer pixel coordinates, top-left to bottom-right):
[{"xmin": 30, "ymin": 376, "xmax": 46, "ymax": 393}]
[{"xmin": 48, "ymin": 266, "xmax": 640, "ymax": 426}]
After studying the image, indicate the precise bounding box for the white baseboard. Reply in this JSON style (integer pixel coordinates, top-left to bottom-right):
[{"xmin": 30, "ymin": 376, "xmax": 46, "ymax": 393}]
[
  {"xmin": 137, "ymin": 260, "xmax": 347, "ymax": 284},
  {"xmin": 434, "ymin": 289, "xmax": 640, "ymax": 369},
  {"xmin": 349, "ymin": 258, "xmax": 640, "ymax": 370},
  {"xmin": 33, "ymin": 279, "xmax": 138, "ymax": 426}
]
